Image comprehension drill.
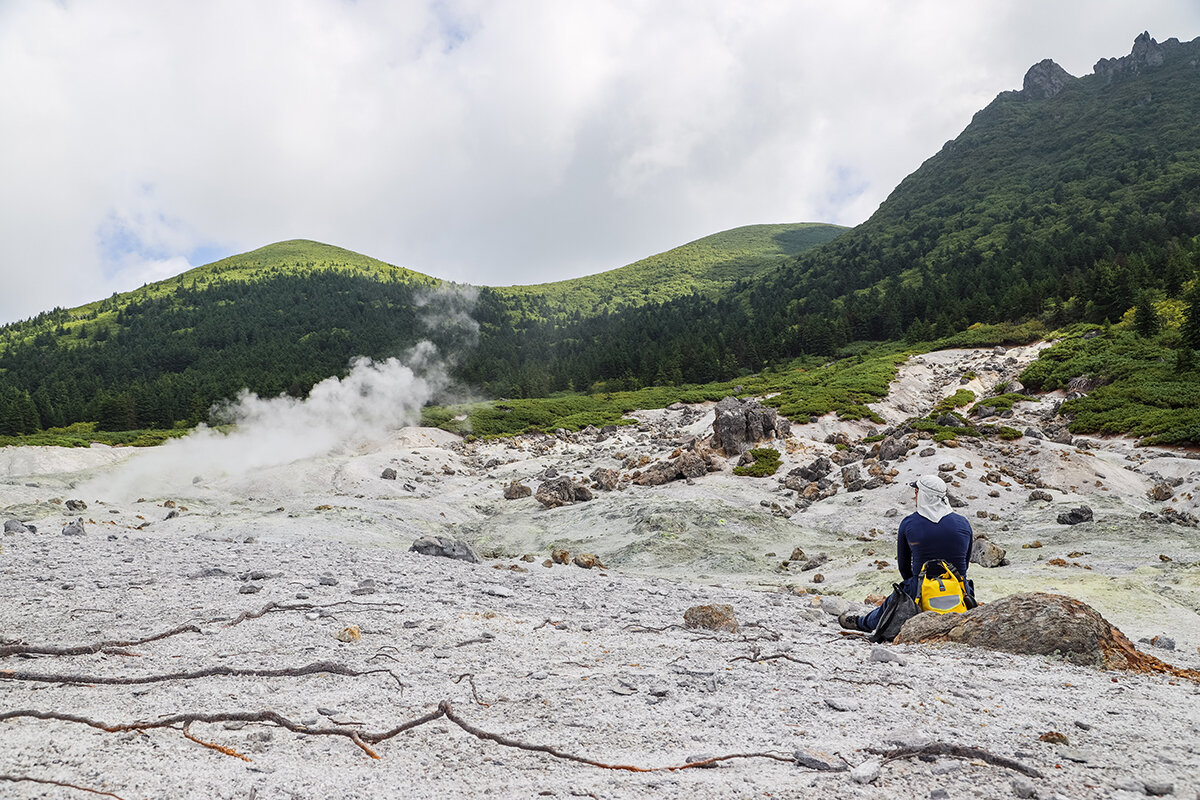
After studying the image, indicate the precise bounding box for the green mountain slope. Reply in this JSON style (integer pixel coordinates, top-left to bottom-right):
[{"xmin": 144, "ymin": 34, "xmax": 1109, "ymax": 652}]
[{"xmin": 490, "ymin": 223, "xmax": 845, "ymax": 318}]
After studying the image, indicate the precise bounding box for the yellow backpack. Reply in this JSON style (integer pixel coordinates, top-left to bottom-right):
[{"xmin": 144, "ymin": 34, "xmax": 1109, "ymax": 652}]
[{"xmin": 917, "ymin": 560, "xmax": 973, "ymax": 614}]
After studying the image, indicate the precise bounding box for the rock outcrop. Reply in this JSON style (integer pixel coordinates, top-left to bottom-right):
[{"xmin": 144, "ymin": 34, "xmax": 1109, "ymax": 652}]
[
  {"xmin": 711, "ymin": 397, "xmax": 790, "ymax": 456},
  {"xmin": 1021, "ymin": 58, "xmax": 1074, "ymax": 99}
]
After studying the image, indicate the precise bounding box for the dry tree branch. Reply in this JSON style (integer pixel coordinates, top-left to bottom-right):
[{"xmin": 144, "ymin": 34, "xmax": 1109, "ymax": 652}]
[
  {"xmin": 0, "ymin": 624, "xmax": 202, "ymax": 659},
  {"xmin": 182, "ymin": 721, "xmax": 251, "ymax": 762},
  {"xmin": 0, "ymin": 774, "xmax": 128, "ymax": 799},
  {"xmin": 867, "ymin": 743, "xmax": 1044, "ymax": 778},
  {"xmin": 0, "ymin": 660, "xmax": 403, "ymax": 690},
  {"xmin": 438, "ymin": 701, "xmax": 796, "ymax": 772},
  {"xmin": 1, "ymin": 702, "xmax": 819, "ymax": 773},
  {"xmin": 216, "ymin": 599, "xmax": 408, "ymax": 629},
  {"xmin": 729, "ymin": 651, "xmax": 819, "ymax": 669}
]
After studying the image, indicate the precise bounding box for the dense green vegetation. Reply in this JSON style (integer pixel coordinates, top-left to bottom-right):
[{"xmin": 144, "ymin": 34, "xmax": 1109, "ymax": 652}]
[{"xmin": 5, "ymin": 36, "xmax": 1200, "ymax": 444}]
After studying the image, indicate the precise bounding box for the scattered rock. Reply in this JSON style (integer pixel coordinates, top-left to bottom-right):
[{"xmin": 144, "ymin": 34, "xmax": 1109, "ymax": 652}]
[
  {"xmin": 868, "ymin": 646, "xmax": 907, "ymax": 666},
  {"xmin": 683, "ymin": 604, "xmax": 738, "ymax": 633},
  {"xmin": 800, "ymin": 553, "xmax": 829, "ymax": 571},
  {"xmin": 1148, "ymin": 483, "xmax": 1175, "ymax": 502},
  {"xmin": 824, "ymin": 697, "xmax": 860, "ymax": 712},
  {"xmin": 64, "ymin": 499, "xmax": 87, "ymax": 511},
  {"xmin": 335, "ymin": 626, "xmax": 362, "ymax": 643},
  {"xmin": 589, "ymin": 468, "xmax": 619, "ymax": 491},
  {"xmin": 551, "ymin": 549, "xmax": 570, "ymax": 565},
  {"xmin": 1028, "ymin": 489, "xmax": 1053, "ymax": 502},
  {"xmin": 238, "ymin": 584, "xmax": 262, "ymax": 594},
  {"xmin": 409, "ymin": 536, "xmax": 481, "ymax": 563},
  {"xmin": 380, "ymin": 467, "xmax": 397, "ymax": 480},
  {"xmin": 573, "ymin": 552, "xmax": 605, "ymax": 569},
  {"xmin": 1039, "ymin": 731, "xmax": 1069, "ymax": 745},
  {"xmin": 534, "ymin": 476, "xmax": 592, "ymax": 507},
  {"xmin": 850, "ymin": 758, "xmax": 881, "ymax": 784},
  {"xmin": 970, "ymin": 534, "xmax": 1008, "ymax": 568},
  {"xmin": 503, "ymin": 482, "xmax": 532, "ymax": 500},
  {"xmin": 61, "ymin": 518, "xmax": 85, "ymax": 537},
  {"xmin": 1057, "ymin": 506, "xmax": 1094, "ymax": 525},
  {"xmin": 1011, "ymin": 777, "xmax": 1036, "ymax": 798},
  {"xmin": 4, "ymin": 519, "xmax": 30, "ymax": 534}
]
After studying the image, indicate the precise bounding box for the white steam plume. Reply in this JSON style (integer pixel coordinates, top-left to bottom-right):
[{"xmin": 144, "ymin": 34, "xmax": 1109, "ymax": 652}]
[{"xmin": 80, "ymin": 342, "xmax": 445, "ymax": 501}]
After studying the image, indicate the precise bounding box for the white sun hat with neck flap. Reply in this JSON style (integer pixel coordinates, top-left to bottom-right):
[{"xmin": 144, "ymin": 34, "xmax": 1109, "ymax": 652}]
[{"xmin": 910, "ymin": 474, "xmax": 952, "ymax": 523}]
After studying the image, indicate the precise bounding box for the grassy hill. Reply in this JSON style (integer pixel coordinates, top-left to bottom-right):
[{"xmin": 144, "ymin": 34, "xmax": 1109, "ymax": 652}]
[{"xmin": 489, "ymin": 223, "xmax": 844, "ymax": 318}]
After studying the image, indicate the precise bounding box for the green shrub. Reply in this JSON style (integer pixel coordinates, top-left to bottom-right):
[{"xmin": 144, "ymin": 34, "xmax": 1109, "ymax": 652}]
[{"xmin": 733, "ymin": 448, "xmax": 782, "ymax": 477}]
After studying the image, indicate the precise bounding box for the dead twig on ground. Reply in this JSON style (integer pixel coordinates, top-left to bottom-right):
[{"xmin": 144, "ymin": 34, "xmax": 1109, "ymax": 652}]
[
  {"xmin": 624, "ymin": 624, "xmax": 686, "ymax": 634},
  {"xmin": 0, "ymin": 660, "xmax": 403, "ymax": 690},
  {"xmin": 0, "ymin": 774, "xmax": 128, "ymax": 799},
  {"xmin": 216, "ymin": 599, "xmax": 407, "ymax": 629},
  {"xmin": 0, "ymin": 624, "xmax": 201, "ymax": 659},
  {"xmin": 828, "ymin": 676, "xmax": 912, "ymax": 690},
  {"xmin": 454, "ymin": 673, "xmax": 490, "ymax": 706},
  {"xmin": 730, "ymin": 650, "xmax": 818, "ymax": 669},
  {"xmin": 867, "ymin": 743, "xmax": 1043, "ymax": 778}
]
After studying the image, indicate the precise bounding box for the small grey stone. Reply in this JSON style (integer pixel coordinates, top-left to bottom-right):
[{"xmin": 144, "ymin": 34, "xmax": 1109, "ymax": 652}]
[
  {"xmin": 1062, "ymin": 748, "xmax": 1090, "ymax": 763},
  {"xmin": 931, "ymin": 761, "xmax": 960, "ymax": 775},
  {"xmin": 868, "ymin": 646, "xmax": 907, "ymax": 666},
  {"xmin": 1114, "ymin": 778, "xmax": 1145, "ymax": 793},
  {"xmin": 1145, "ymin": 779, "xmax": 1175, "ymax": 796},
  {"xmin": 484, "ymin": 586, "xmax": 514, "ymax": 598},
  {"xmin": 1011, "ymin": 777, "xmax": 1036, "ymax": 798},
  {"xmin": 931, "ymin": 789, "xmax": 950, "ymax": 800},
  {"xmin": 317, "ymin": 707, "xmax": 339, "ymax": 717},
  {"xmin": 792, "ymin": 749, "xmax": 841, "ymax": 771},
  {"xmin": 884, "ymin": 508, "xmax": 900, "ymax": 518},
  {"xmin": 318, "ymin": 575, "xmax": 339, "ymax": 586},
  {"xmin": 685, "ymin": 753, "xmax": 718, "ymax": 769},
  {"xmin": 380, "ymin": 467, "xmax": 397, "ymax": 480},
  {"xmin": 824, "ymin": 697, "xmax": 860, "ymax": 712},
  {"xmin": 223, "ymin": 721, "xmax": 247, "ymax": 730},
  {"xmin": 238, "ymin": 584, "xmax": 262, "ymax": 594},
  {"xmin": 3, "ymin": 519, "xmax": 29, "ymax": 534},
  {"xmin": 850, "ymin": 759, "xmax": 880, "ymax": 784},
  {"xmin": 61, "ymin": 519, "xmax": 85, "ymax": 536}
]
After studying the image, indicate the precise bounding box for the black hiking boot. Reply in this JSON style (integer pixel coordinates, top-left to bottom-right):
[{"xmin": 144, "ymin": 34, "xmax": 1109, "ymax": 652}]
[{"xmin": 837, "ymin": 611, "xmax": 860, "ymax": 631}]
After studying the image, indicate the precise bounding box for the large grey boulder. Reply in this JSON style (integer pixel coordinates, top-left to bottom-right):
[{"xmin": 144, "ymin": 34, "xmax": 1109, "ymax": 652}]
[
  {"xmin": 896, "ymin": 593, "xmax": 1181, "ymax": 673},
  {"xmin": 409, "ymin": 536, "xmax": 480, "ymax": 563}
]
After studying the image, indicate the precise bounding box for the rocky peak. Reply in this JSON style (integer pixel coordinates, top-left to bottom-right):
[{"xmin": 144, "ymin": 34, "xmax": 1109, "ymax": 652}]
[
  {"xmin": 1093, "ymin": 31, "xmax": 1180, "ymax": 84},
  {"xmin": 1021, "ymin": 58, "xmax": 1074, "ymax": 99}
]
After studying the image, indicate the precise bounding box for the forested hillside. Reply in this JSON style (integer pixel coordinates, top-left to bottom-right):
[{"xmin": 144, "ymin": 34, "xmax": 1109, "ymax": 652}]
[
  {"xmin": 458, "ymin": 33, "xmax": 1200, "ymax": 395},
  {"xmin": 0, "ymin": 225, "xmax": 838, "ymax": 433}
]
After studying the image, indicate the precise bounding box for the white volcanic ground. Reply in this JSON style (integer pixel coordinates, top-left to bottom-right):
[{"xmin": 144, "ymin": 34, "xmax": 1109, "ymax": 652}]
[{"xmin": 2, "ymin": 343, "xmax": 1199, "ymax": 799}]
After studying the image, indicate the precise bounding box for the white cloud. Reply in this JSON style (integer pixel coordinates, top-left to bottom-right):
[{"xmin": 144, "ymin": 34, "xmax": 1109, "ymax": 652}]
[{"xmin": 1, "ymin": 0, "xmax": 1198, "ymax": 322}]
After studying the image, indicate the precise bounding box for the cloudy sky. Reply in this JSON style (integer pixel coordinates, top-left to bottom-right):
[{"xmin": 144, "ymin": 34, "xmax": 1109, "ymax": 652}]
[{"xmin": 1, "ymin": 1, "xmax": 1198, "ymax": 324}]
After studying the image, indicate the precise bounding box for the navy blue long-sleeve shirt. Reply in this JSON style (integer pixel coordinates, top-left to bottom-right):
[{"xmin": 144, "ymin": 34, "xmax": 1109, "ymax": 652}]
[{"xmin": 896, "ymin": 512, "xmax": 973, "ymax": 579}]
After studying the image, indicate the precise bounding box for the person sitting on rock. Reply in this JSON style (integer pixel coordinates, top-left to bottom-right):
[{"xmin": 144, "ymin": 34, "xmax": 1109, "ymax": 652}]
[{"xmin": 839, "ymin": 474, "xmax": 974, "ymax": 633}]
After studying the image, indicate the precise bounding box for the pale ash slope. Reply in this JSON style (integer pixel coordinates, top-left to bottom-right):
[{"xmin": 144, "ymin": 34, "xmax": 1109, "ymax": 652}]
[{"xmin": 0, "ymin": 344, "xmax": 1199, "ymax": 798}]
